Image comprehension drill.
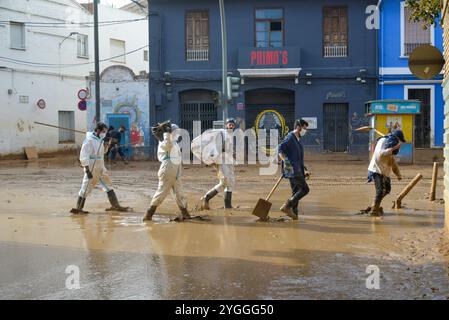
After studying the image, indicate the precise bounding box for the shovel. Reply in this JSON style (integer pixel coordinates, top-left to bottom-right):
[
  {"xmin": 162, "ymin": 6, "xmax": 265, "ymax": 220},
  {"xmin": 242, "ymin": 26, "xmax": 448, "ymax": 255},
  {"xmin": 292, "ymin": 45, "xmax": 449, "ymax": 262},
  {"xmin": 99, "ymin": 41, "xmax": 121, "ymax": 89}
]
[
  {"xmin": 252, "ymin": 175, "xmax": 284, "ymax": 221},
  {"xmin": 355, "ymin": 126, "xmax": 385, "ymax": 137}
]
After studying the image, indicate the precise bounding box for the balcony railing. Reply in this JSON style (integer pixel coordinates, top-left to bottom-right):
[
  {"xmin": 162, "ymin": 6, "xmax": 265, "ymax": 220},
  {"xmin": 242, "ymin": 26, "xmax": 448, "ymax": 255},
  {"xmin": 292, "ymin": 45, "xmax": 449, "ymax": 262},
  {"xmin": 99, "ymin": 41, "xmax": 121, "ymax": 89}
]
[
  {"xmin": 404, "ymin": 42, "xmax": 430, "ymax": 56},
  {"xmin": 324, "ymin": 45, "xmax": 348, "ymax": 58},
  {"xmin": 186, "ymin": 49, "xmax": 209, "ymax": 61}
]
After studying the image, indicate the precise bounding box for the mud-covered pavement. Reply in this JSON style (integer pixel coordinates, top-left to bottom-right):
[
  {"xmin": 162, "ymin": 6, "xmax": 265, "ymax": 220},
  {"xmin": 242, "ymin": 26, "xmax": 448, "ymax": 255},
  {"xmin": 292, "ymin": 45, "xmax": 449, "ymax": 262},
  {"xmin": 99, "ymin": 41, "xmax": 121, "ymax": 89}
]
[{"xmin": 1, "ymin": 157, "xmax": 449, "ymax": 300}]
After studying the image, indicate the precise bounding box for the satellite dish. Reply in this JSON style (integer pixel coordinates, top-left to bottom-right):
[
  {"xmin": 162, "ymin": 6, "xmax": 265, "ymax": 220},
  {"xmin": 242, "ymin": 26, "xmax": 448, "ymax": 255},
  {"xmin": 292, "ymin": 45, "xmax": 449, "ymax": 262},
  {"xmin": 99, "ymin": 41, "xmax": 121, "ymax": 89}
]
[{"xmin": 408, "ymin": 44, "xmax": 445, "ymax": 80}]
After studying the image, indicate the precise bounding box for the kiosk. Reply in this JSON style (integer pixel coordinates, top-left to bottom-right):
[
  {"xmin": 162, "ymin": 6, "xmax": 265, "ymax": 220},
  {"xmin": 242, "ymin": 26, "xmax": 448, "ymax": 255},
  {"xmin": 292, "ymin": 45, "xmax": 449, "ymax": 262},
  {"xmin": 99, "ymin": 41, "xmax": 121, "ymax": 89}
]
[{"xmin": 365, "ymin": 99, "xmax": 421, "ymax": 164}]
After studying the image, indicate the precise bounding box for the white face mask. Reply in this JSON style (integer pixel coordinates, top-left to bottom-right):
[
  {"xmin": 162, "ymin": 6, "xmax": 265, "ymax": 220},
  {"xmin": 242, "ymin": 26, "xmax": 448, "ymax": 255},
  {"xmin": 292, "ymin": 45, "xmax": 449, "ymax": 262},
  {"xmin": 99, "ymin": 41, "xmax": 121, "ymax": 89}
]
[
  {"xmin": 99, "ymin": 132, "xmax": 106, "ymax": 139},
  {"xmin": 300, "ymin": 129, "xmax": 307, "ymax": 137}
]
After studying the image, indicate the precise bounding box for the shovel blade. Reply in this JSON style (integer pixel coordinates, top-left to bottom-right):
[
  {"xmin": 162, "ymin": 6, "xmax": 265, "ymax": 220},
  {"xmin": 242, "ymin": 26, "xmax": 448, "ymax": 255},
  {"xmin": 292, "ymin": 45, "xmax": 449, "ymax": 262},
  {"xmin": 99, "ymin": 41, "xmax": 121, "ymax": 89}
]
[{"xmin": 252, "ymin": 198, "xmax": 272, "ymax": 221}]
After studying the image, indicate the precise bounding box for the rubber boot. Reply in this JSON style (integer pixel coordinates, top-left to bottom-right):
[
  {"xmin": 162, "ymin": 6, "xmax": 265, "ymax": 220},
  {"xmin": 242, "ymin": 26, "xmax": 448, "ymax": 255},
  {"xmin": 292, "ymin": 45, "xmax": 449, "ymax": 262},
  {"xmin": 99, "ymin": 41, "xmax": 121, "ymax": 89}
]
[
  {"xmin": 224, "ymin": 191, "xmax": 233, "ymax": 209},
  {"xmin": 70, "ymin": 196, "xmax": 89, "ymax": 214},
  {"xmin": 106, "ymin": 190, "xmax": 129, "ymax": 212},
  {"xmin": 292, "ymin": 205, "xmax": 299, "ymax": 216},
  {"xmin": 359, "ymin": 202, "xmax": 375, "ymax": 215},
  {"xmin": 201, "ymin": 189, "xmax": 218, "ymax": 210},
  {"xmin": 280, "ymin": 200, "xmax": 298, "ymax": 220},
  {"xmin": 178, "ymin": 206, "xmax": 191, "ymax": 220},
  {"xmin": 370, "ymin": 203, "xmax": 382, "ymax": 217},
  {"xmin": 143, "ymin": 206, "xmax": 157, "ymax": 221}
]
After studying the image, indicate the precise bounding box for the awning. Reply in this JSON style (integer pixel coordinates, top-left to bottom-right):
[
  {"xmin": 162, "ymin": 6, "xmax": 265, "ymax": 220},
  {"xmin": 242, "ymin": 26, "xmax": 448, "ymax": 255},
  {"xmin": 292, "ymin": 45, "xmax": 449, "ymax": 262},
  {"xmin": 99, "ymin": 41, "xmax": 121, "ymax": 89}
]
[{"xmin": 238, "ymin": 68, "xmax": 301, "ymax": 78}]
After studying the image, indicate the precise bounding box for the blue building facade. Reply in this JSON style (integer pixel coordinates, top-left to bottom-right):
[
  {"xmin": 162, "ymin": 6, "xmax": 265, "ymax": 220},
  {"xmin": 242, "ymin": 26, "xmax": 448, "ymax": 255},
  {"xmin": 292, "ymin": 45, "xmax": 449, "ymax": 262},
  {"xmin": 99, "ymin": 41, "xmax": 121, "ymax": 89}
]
[
  {"xmin": 379, "ymin": 0, "xmax": 444, "ymax": 148},
  {"xmin": 149, "ymin": 0, "xmax": 378, "ymax": 155}
]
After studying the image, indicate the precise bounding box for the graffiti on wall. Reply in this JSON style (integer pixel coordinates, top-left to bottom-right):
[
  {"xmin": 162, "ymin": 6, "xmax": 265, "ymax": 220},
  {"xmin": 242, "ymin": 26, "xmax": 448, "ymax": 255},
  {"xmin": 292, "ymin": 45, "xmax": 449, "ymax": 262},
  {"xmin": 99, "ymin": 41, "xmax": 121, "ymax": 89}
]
[
  {"xmin": 113, "ymin": 97, "xmax": 145, "ymax": 148},
  {"xmin": 87, "ymin": 91, "xmax": 150, "ymax": 157}
]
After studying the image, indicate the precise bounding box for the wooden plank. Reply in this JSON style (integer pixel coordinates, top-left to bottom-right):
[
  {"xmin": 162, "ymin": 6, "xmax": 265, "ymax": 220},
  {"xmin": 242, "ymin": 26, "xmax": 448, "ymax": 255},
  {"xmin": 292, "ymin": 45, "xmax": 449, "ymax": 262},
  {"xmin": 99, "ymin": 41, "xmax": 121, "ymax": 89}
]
[{"xmin": 24, "ymin": 147, "xmax": 38, "ymax": 160}]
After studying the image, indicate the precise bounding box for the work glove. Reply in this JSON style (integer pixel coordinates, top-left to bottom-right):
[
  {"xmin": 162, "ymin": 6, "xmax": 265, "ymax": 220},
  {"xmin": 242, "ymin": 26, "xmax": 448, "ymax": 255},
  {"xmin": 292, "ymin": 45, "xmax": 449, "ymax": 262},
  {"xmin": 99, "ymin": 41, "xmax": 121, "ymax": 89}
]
[
  {"xmin": 304, "ymin": 166, "xmax": 311, "ymax": 180},
  {"xmin": 305, "ymin": 170, "xmax": 311, "ymax": 180},
  {"xmin": 84, "ymin": 166, "xmax": 93, "ymax": 179}
]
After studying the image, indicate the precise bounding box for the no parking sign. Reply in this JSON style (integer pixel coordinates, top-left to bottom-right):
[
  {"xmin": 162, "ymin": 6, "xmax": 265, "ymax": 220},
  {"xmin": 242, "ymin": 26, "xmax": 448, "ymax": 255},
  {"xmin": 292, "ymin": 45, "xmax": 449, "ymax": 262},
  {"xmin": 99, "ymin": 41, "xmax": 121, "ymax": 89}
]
[{"xmin": 77, "ymin": 89, "xmax": 88, "ymax": 111}]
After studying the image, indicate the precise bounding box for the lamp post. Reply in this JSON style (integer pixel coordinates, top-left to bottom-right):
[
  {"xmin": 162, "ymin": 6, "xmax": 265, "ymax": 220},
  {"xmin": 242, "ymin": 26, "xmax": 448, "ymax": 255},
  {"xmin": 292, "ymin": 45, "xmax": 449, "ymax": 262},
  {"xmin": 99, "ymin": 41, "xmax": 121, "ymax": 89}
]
[
  {"xmin": 219, "ymin": 0, "xmax": 228, "ymax": 124},
  {"xmin": 58, "ymin": 32, "xmax": 79, "ymax": 48}
]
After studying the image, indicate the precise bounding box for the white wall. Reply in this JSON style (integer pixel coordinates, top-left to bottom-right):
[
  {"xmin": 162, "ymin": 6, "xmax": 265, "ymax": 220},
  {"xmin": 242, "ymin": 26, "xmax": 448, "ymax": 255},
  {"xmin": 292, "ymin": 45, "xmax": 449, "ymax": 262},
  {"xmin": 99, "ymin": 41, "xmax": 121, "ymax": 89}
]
[
  {"xmin": 0, "ymin": 0, "xmax": 149, "ymax": 156},
  {"xmin": 0, "ymin": 69, "xmax": 87, "ymax": 154},
  {"xmin": 97, "ymin": 4, "xmax": 149, "ymax": 75},
  {"xmin": 0, "ymin": 0, "xmax": 92, "ymax": 156}
]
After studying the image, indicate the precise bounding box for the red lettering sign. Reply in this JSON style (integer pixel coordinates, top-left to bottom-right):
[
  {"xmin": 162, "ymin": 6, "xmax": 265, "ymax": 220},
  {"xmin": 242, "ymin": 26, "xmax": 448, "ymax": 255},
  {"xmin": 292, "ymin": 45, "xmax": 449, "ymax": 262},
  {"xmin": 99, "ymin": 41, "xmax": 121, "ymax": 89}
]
[
  {"xmin": 250, "ymin": 50, "xmax": 288, "ymax": 66},
  {"xmin": 282, "ymin": 51, "xmax": 288, "ymax": 65},
  {"xmin": 250, "ymin": 51, "xmax": 257, "ymax": 65}
]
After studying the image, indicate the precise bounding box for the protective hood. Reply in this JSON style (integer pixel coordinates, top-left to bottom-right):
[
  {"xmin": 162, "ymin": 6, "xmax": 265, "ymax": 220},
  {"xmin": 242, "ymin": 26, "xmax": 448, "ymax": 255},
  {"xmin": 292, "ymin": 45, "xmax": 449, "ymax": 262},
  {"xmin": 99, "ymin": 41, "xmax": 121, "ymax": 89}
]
[{"xmin": 86, "ymin": 131, "xmax": 101, "ymax": 141}]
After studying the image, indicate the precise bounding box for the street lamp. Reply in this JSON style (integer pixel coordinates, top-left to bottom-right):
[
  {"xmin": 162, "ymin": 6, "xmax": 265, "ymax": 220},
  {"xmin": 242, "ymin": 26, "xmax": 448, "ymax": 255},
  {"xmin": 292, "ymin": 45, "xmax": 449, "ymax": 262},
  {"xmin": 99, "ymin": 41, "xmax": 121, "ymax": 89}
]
[
  {"xmin": 59, "ymin": 32, "xmax": 79, "ymax": 48},
  {"xmin": 219, "ymin": 0, "xmax": 228, "ymax": 124}
]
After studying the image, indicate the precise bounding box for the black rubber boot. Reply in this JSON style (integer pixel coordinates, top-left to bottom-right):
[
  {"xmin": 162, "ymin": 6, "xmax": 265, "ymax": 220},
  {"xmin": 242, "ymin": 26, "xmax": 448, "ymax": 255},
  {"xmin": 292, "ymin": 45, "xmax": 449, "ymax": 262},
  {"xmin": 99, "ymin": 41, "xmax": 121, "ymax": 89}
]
[
  {"xmin": 106, "ymin": 190, "xmax": 129, "ymax": 212},
  {"xmin": 179, "ymin": 206, "xmax": 191, "ymax": 220},
  {"xmin": 201, "ymin": 189, "xmax": 218, "ymax": 210},
  {"xmin": 280, "ymin": 200, "xmax": 298, "ymax": 220},
  {"xmin": 370, "ymin": 202, "xmax": 383, "ymax": 217},
  {"xmin": 292, "ymin": 206, "xmax": 299, "ymax": 216},
  {"xmin": 143, "ymin": 206, "xmax": 157, "ymax": 221},
  {"xmin": 70, "ymin": 196, "xmax": 89, "ymax": 214},
  {"xmin": 224, "ymin": 191, "xmax": 233, "ymax": 209}
]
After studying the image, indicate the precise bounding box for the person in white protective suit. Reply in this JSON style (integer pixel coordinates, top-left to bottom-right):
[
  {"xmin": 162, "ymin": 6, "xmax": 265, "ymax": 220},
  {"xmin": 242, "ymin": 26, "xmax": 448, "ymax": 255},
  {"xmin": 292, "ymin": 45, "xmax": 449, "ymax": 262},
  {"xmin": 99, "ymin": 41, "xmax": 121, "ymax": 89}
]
[
  {"xmin": 200, "ymin": 118, "xmax": 236, "ymax": 210},
  {"xmin": 70, "ymin": 122, "xmax": 129, "ymax": 214},
  {"xmin": 143, "ymin": 121, "xmax": 190, "ymax": 222}
]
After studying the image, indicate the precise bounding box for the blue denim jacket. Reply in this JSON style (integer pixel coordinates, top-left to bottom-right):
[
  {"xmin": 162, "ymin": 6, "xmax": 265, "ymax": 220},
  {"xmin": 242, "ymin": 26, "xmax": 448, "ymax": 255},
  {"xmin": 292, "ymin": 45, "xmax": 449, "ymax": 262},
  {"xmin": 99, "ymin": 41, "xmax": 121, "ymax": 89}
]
[{"xmin": 278, "ymin": 132, "xmax": 305, "ymax": 175}]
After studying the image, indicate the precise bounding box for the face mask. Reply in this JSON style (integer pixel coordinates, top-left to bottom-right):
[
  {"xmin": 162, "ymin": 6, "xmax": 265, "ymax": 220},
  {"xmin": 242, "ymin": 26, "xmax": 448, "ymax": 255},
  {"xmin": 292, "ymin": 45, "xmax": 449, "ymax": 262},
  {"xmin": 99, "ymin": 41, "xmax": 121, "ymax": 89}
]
[
  {"xmin": 99, "ymin": 132, "xmax": 106, "ymax": 139},
  {"xmin": 300, "ymin": 129, "xmax": 307, "ymax": 137}
]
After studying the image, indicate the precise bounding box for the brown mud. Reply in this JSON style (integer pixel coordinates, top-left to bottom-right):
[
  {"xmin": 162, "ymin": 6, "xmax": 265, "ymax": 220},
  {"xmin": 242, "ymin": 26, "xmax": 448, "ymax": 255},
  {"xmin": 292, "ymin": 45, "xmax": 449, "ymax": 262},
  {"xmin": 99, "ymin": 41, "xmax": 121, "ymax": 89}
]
[{"xmin": 1, "ymin": 156, "xmax": 449, "ymax": 299}]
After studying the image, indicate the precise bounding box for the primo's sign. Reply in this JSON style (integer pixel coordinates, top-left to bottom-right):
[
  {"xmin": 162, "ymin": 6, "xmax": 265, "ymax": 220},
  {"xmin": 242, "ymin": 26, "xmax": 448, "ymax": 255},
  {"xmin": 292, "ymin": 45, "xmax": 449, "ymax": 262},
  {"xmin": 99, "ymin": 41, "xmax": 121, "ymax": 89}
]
[
  {"xmin": 250, "ymin": 49, "xmax": 288, "ymax": 66},
  {"xmin": 239, "ymin": 46, "xmax": 301, "ymax": 68}
]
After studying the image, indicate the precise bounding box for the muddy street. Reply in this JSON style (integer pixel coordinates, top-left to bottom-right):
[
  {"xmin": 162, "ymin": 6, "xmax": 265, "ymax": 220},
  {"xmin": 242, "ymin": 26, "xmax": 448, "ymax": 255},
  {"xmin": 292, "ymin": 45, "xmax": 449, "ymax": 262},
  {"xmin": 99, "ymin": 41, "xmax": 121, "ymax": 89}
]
[{"xmin": 1, "ymin": 157, "xmax": 449, "ymax": 299}]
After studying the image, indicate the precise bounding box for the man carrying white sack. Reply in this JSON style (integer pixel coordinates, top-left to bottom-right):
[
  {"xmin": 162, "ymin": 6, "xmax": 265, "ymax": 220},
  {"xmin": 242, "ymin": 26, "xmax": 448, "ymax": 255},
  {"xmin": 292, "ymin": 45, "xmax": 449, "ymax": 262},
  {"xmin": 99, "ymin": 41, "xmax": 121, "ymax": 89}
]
[
  {"xmin": 71, "ymin": 122, "xmax": 129, "ymax": 214},
  {"xmin": 199, "ymin": 118, "xmax": 236, "ymax": 210},
  {"xmin": 143, "ymin": 120, "xmax": 190, "ymax": 222}
]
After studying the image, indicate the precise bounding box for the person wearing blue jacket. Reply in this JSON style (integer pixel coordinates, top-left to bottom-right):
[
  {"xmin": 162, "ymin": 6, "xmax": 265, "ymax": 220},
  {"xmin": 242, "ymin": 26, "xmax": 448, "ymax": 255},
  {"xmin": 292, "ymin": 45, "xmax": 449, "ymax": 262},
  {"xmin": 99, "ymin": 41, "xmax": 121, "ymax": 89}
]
[{"xmin": 278, "ymin": 119, "xmax": 310, "ymax": 220}]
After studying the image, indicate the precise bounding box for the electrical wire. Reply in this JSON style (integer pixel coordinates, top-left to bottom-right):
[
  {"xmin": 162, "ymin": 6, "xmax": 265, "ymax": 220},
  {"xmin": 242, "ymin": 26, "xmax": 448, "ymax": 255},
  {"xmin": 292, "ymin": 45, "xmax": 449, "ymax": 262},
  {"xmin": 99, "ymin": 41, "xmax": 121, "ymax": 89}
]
[
  {"xmin": 0, "ymin": 17, "xmax": 148, "ymax": 28},
  {"xmin": 0, "ymin": 44, "xmax": 149, "ymax": 68},
  {"xmin": 129, "ymin": 0, "xmax": 149, "ymax": 15}
]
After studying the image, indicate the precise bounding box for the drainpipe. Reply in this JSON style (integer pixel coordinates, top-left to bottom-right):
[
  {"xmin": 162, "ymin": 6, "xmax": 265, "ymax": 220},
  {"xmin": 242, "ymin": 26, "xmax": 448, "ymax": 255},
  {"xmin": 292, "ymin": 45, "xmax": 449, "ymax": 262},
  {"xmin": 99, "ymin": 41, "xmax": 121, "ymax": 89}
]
[
  {"xmin": 376, "ymin": 0, "xmax": 382, "ymax": 100},
  {"xmin": 147, "ymin": 5, "xmax": 164, "ymax": 157}
]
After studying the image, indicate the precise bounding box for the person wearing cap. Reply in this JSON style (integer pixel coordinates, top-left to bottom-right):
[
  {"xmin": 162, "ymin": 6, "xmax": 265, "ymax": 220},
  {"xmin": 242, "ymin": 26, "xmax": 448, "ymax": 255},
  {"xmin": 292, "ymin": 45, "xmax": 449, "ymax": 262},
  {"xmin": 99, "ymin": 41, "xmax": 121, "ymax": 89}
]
[
  {"xmin": 71, "ymin": 122, "xmax": 129, "ymax": 214},
  {"xmin": 201, "ymin": 117, "xmax": 237, "ymax": 210},
  {"xmin": 144, "ymin": 121, "xmax": 190, "ymax": 221},
  {"xmin": 278, "ymin": 119, "xmax": 310, "ymax": 220},
  {"xmin": 364, "ymin": 129, "xmax": 405, "ymax": 217}
]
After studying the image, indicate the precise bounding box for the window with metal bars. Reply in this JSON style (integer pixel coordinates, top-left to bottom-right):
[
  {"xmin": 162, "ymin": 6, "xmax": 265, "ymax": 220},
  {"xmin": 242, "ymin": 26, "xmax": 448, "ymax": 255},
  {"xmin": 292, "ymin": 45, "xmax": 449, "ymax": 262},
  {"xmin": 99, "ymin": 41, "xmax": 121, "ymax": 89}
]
[
  {"xmin": 185, "ymin": 11, "xmax": 209, "ymax": 61},
  {"xmin": 323, "ymin": 7, "xmax": 348, "ymax": 58},
  {"xmin": 403, "ymin": 5, "xmax": 431, "ymax": 56}
]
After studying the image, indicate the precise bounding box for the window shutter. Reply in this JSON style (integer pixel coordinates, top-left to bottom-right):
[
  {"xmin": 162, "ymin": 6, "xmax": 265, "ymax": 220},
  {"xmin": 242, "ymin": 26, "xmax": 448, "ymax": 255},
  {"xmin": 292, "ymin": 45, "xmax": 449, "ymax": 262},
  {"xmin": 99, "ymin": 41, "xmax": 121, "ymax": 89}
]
[
  {"xmin": 404, "ymin": 6, "xmax": 431, "ymax": 55},
  {"xmin": 110, "ymin": 39, "xmax": 126, "ymax": 63},
  {"xmin": 10, "ymin": 22, "xmax": 25, "ymax": 49}
]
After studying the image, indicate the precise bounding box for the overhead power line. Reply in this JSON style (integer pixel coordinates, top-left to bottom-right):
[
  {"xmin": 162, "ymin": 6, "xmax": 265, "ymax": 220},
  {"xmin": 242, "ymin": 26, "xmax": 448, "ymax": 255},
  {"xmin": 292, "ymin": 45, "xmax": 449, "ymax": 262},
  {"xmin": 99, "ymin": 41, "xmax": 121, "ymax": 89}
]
[
  {"xmin": 0, "ymin": 44, "xmax": 149, "ymax": 68},
  {"xmin": 0, "ymin": 17, "xmax": 148, "ymax": 28}
]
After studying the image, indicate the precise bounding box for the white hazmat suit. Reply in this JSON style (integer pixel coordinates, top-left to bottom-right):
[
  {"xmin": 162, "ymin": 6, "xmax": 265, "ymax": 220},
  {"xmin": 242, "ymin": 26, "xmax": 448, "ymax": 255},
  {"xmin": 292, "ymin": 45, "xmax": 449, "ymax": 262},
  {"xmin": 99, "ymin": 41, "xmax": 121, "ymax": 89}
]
[
  {"xmin": 79, "ymin": 132, "xmax": 114, "ymax": 197},
  {"xmin": 192, "ymin": 128, "xmax": 236, "ymax": 209},
  {"xmin": 149, "ymin": 130, "xmax": 188, "ymax": 210}
]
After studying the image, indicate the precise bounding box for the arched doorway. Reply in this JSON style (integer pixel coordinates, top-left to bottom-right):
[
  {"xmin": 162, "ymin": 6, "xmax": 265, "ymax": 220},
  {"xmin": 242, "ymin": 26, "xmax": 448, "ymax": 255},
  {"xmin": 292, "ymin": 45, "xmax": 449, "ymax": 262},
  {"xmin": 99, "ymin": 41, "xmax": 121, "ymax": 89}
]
[
  {"xmin": 179, "ymin": 89, "xmax": 218, "ymax": 137},
  {"xmin": 245, "ymin": 88, "xmax": 295, "ymax": 152}
]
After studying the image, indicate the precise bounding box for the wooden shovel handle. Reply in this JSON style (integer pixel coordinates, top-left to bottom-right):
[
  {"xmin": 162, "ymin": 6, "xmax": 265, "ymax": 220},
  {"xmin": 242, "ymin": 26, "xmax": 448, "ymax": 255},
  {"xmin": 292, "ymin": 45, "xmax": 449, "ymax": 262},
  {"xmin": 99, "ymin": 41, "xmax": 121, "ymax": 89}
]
[{"xmin": 265, "ymin": 176, "xmax": 283, "ymax": 201}]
